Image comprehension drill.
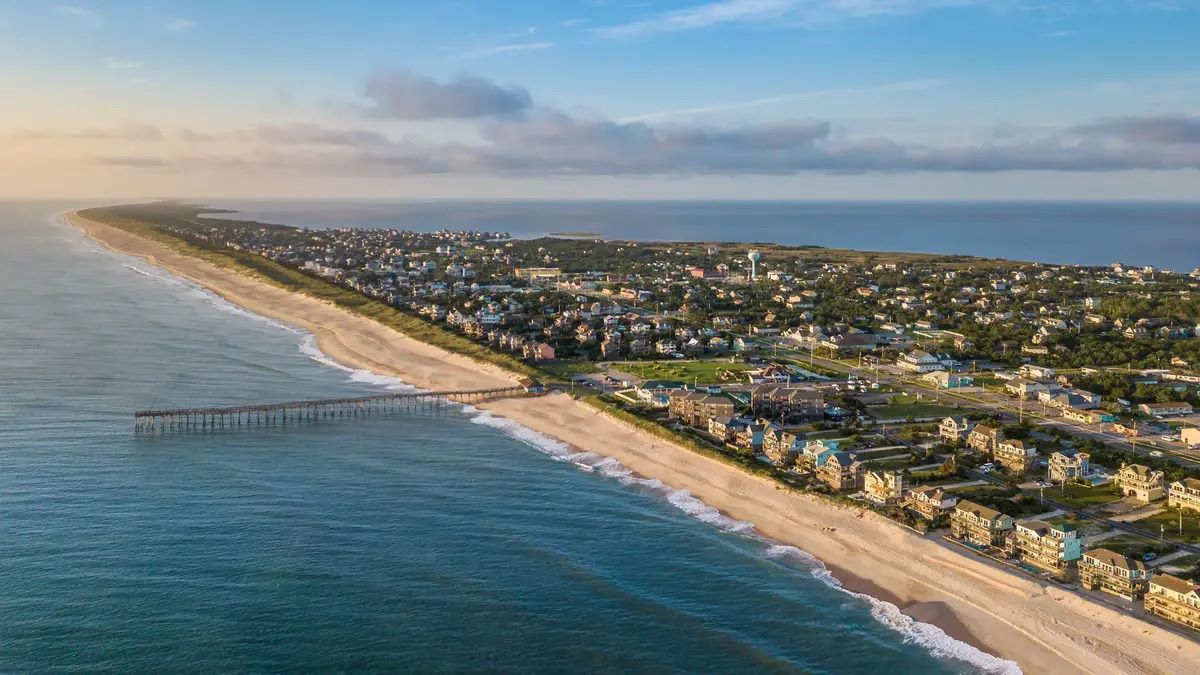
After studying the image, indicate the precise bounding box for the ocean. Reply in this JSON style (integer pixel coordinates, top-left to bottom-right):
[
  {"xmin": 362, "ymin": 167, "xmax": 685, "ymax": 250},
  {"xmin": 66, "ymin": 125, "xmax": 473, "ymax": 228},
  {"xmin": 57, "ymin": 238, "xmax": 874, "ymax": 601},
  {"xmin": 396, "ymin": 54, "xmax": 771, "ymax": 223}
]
[
  {"xmin": 211, "ymin": 199, "xmax": 1200, "ymax": 271},
  {"xmin": 0, "ymin": 201, "xmax": 1015, "ymax": 674}
]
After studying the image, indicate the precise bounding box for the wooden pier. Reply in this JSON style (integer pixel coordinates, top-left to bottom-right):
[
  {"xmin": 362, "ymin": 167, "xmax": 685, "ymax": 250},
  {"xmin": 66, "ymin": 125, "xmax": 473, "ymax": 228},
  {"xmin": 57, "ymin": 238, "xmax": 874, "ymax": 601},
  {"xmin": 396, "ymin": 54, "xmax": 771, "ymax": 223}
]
[{"xmin": 134, "ymin": 386, "xmax": 533, "ymax": 433}]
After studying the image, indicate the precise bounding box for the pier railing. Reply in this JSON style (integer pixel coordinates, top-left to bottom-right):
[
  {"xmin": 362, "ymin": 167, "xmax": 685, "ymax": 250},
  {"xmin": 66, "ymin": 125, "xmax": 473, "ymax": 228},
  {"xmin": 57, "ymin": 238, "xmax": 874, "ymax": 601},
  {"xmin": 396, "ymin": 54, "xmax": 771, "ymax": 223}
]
[{"xmin": 134, "ymin": 386, "xmax": 533, "ymax": 433}]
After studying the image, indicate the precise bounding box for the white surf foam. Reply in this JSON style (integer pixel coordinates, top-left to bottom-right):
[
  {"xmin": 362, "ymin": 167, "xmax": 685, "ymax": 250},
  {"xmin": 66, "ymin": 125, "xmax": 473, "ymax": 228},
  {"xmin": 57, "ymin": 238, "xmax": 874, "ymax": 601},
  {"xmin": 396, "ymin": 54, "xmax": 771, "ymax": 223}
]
[{"xmin": 103, "ymin": 223, "xmax": 1021, "ymax": 674}]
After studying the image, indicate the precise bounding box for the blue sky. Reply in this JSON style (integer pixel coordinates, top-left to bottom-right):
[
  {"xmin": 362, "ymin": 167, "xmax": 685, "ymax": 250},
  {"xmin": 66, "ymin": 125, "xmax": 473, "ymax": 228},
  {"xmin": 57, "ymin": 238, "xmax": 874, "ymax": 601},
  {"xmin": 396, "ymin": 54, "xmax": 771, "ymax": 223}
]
[{"xmin": 2, "ymin": 1, "xmax": 1199, "ymax": 199}]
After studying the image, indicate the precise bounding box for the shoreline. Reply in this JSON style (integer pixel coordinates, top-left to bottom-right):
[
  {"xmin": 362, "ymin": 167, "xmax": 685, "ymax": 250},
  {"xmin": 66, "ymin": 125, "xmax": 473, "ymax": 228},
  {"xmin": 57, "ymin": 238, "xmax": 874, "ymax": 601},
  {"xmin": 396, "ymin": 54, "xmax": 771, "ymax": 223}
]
[{"xmin": 67, "ymin": 210, "xmax": 1200, "ymax": 675}]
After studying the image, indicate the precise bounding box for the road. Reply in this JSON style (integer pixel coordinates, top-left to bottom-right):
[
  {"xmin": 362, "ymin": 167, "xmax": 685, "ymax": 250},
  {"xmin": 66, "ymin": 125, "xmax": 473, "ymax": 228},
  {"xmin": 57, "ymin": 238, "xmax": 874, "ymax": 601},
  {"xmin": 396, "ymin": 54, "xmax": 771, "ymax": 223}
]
[
  {"xmin": 879, "ymin": 428, "xmax": 1200, "ymax": 556},
  {"xmin": 744, "ymin": 333, "xmax": 1200, "ymax": 470}
]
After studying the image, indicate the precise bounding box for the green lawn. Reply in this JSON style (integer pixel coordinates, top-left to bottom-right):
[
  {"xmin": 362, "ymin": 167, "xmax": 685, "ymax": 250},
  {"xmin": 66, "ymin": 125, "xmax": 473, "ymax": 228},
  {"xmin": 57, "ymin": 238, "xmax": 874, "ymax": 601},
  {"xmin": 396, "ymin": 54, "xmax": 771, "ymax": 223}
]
[
  {"xmin": 539, "ymin": 360, "xmax": 601, "ymax": 380},
  {"xmin": 612, "ymin": 359, "xmax": 753, "ymax": 385},
  {"xmin": 1130, "ymin": 509, "xmax": 1200, "ymax": 544},
  {"xmin": 1097, "ymin": 535, "xmax": 1177, "ymax": 558},
  {"xmin": 869, "ymin": 403, "xmax": 958, "ymax": 420},
  {"xmin": 1040, "ymin": 483, "xmax": 1122, "ymax": 509}
]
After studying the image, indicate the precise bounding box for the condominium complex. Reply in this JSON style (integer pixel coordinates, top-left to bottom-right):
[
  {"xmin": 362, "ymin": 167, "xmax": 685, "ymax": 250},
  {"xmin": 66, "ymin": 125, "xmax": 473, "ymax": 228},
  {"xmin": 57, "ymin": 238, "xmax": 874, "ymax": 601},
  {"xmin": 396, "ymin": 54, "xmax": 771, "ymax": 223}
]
[
  {"xmin": 747, "ymin": 385, "xmax": 824, "ymax": 422},
  {"xmin": 668, "ymin": 390, "xmax": 735, "ymax": 427},
  {"xmin": 1145, "ymin": 574, "xmax": 1200, "ymax": 631},
  {"xmin": 1078, "ymin": 548, "xmax": 1149, "ymax": 600},
  {"xmin": 1168, "ymin": 478, "xmax": 1200, "ymax": 514},
  {"xmin": 1115, "ymin": 463, "xmax": 1167, "ymax": 503},
  {"xmin": 1005, "ymin": 519, "xmax": 1082, "ymax": 580},
  {"xmin": 950, "ymin": 500, "xmax": 1014, "ymax": 548}
]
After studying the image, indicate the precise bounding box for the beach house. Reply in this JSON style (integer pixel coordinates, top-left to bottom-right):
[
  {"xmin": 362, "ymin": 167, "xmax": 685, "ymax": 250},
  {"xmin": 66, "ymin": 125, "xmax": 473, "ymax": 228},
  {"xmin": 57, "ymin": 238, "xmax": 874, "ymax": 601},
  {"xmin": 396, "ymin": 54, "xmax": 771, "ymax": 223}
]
[
  {"xmin": 993, "ymin": 439, "xmax": 1038, "ymax": 473},
  {"xmin": 1145, "ymin": 574, "xmax": 1200, "ymax": 631},
  {"xmin": 1078, "ymin": 548, "xmax": 1150, "ymax": 600},
  {"xmin": 951, "ymin": 501, "xmax": 1014, "ymax": 548},
  {"xmin": 762, "ymin": 429, "xmax": 803, "ymax": 467},
  {"xmin": 863, "ymin": 470, "xmax": 904, "ymax": 505},
  {"xmin": 1047, "ymin": 449, "xmax": 1089, "ymax": 483},
  {"xmin": 1115, "ymin": 463, "xmax": 1167, "ymax": 503},
  {"xmin": 800, "ymin": 439, "xmax": 839, "ymax": 472},
  {"xmin": 1168, "ymin": 478, "xmax": 1200, "ymax": 514},
  {"xmin": 1004, "ymin": 519, "xmax": 1082, "ymax": 580},
  {"xmin": 818, "ymin": 451, "xmax": 864, "ymax": 492},
  {"xmin": 904, "ymin": 485, "xmax": 958, "ymax": 523},
  {"xmin": 939, "ymin": 416, "xmax": 975, "ymax": 445},
  {"xmin": 966, "ymin": 424, "xmax": 1004, "ymax": 454}
]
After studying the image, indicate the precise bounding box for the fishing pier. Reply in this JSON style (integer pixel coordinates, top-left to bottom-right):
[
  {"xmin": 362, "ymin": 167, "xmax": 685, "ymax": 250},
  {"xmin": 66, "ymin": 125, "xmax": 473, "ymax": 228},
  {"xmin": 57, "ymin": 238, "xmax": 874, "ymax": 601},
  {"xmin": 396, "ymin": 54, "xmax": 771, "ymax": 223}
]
[{"xmin": 134, "ymin": 385, "xmax": 536, "ymax": 433}]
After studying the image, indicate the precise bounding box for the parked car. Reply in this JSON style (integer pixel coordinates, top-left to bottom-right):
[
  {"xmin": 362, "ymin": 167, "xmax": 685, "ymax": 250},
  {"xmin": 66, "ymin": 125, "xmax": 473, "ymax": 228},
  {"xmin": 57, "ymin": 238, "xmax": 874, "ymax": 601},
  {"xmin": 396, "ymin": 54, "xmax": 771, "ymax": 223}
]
[
  {"xmin": 1143, "ymin": 552, "xmax": 1158, "ymax": 562},
  {"xmin": 1149, "ymin": 450, "xmax": 1165, "ymax": 458}
]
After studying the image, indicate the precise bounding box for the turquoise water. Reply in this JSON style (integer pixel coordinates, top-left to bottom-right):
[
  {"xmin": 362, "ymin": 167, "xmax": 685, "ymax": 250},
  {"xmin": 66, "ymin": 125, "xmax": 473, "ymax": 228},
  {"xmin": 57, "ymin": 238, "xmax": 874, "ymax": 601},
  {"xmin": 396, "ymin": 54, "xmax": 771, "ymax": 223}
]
[{"xmin": 0, "ymin": 203, "xmax": 1013, "ymax": 674}]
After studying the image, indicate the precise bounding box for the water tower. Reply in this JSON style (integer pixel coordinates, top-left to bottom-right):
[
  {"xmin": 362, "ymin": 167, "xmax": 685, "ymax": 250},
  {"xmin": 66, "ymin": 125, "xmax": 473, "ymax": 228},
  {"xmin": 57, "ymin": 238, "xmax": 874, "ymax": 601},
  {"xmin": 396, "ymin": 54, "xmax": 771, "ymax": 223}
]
[{"xmin": 747, "ymin": 249, "xmax": 762, "ymax": 281}]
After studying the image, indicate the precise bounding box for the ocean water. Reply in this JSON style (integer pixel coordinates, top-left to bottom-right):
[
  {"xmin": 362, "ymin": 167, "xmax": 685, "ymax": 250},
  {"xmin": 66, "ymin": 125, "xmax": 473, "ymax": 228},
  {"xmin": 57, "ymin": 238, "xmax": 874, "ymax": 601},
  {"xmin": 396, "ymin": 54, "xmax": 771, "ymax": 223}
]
[
  {"xmin": 212, "ymin": 199, "xmax": 1200, "ymax": 271},
  {"xmin": 0, "ymin": 202, "xmax": 1015, "ymax": 674}
]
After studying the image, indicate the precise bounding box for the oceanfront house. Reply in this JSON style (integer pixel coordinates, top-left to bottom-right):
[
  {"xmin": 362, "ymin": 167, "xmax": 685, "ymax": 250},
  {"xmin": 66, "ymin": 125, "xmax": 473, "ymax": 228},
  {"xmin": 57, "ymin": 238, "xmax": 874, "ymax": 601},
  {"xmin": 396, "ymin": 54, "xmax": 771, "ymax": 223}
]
[
  {"xmin": 1168, "ymin": 478, "xmax": 1200, "ymax": 514},
  {"xmin": 762, "ymin": 428, "xmax": 803, "ymax": 467},
  {"xmin": 864, "ymin": 470, "xmax": 904, "ymax": 505},
  {"xmin": 1145, "ymin": 574, "xmax": 1200, "ymax": 632},
  {"xmin": 1138, "ymin": 402, "xmax": 1195, "ymax": 418},
  {"xmin": 818, "ymin": 451, "xmax": 864, "ymax": 492},
  {"xmin": 922, "ymin": 370, "xmax": 974, "ymax": 389},
  {"xmin": 1061, "ymin": 408, "xmax": 1117, "ymax": 425},
  {"xmin": 734, "ymin": 421, "xmax": 767, "ymax": 451},
  {"xmin": 1048, "ymin": 449, "xmax": 1090, "ymax": 483},
  {"xmin": 904, "ymin": 485, "xmax": 958, "ymax": 523},
  {"xmin": 966, "ymin": 424, "xmax": 1004, "ymax": 454},
  {"xmin": 708, "ymin": 416, "xmax": 749, "ymax": 445},
  {"xmin": 800, "ymin": 439, "xmax": 839, "ymax": 473},
  {"xmin": 668, "ymin": 391, "xmax": 736, "ymax": 428},
  {"xmin": 897, "ymin": 349, "xmax": 942, "ymax": 373},
  {"xmin": 1004, "ymin": 519, "xmax": 1082, "ymax": 580},
  {"xmin": 939, "ymin": 416, "xmax": 975, "ymax": 444},
  {"xmin": 1115, "ymin": 463, "xmax": 1167, "ymax": 503},
  {"xmin": 950, "ymin": 500, "xmax": 1014, "ymax": 549},
  {"xmin": 994, "ymin": 439, "xmax": 1038, "ymax": 473},
  {"xmin": 747, "ymin": 385, "xmax": 824, "ymax": 422},
  {"xmin": 1079, "ymin": 548, "xmax": 1150, "ymax": 600}
]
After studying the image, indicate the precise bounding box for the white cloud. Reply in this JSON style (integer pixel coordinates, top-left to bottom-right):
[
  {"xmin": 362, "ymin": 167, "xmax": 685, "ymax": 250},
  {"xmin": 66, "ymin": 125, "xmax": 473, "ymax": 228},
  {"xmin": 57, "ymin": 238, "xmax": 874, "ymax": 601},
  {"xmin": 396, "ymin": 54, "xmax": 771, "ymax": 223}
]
[
  {"xmin": 53, "ymin": 4, "xmax": 105, "ymax": 27},
  {"xmin": 104, "ymin": 58, "xmax": 143, "ymax": 71},
  {"xmin": 163, "ymin": 18, "xmax": 196, "ymax": 32},
  {"xmin": 463, "ymin": 41, "xmax": 556, "ymax": 58}
]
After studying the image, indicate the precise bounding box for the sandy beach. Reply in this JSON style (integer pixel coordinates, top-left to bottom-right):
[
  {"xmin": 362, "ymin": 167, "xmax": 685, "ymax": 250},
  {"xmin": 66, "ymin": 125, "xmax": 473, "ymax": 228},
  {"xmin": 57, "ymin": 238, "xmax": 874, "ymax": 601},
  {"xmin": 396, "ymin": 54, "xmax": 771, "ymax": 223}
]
[{"xmin": 68, "ymin": 211, "xmax": 1200, "ymax": 675}]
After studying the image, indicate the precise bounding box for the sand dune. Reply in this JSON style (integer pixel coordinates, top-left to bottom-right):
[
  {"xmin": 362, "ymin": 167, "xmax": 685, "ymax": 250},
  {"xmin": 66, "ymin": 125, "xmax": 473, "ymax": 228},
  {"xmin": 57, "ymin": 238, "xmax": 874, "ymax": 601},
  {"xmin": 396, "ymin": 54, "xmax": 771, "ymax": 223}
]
[{"xmin": 69, "ymin": 211, "xmax": 1200, "ymax": 675}]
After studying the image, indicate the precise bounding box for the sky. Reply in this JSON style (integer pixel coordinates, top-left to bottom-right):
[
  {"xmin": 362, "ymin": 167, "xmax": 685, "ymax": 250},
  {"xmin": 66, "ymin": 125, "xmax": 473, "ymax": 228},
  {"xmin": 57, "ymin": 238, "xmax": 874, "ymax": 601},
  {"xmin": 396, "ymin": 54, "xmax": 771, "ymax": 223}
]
[{"xmin": 2, "ymin": 0, "xmax": 1199, "ymax": 200}]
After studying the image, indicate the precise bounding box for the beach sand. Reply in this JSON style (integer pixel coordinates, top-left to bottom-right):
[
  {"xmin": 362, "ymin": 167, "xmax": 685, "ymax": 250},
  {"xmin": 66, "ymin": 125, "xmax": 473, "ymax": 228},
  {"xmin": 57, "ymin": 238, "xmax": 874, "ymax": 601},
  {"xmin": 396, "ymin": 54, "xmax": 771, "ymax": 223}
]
[{"xmin": 69, "ymin": 211, "xmax": 1200, "ymax": 675}]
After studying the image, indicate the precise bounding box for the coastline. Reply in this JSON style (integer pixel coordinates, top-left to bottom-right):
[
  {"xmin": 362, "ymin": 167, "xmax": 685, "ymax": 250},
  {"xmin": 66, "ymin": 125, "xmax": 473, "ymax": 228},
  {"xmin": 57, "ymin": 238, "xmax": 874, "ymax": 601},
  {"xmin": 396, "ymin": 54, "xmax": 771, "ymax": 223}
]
[{"xmin": 67, "ymin": 210, "xmax": 1200, "ymax": 675}]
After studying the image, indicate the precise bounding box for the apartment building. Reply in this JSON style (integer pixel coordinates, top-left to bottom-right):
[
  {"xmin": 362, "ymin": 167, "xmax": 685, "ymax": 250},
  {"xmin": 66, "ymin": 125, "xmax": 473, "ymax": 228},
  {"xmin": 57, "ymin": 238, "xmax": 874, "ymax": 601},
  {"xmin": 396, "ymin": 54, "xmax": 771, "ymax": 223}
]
[
  {"xmin": 951, "ymin": 500, "xmax": 1014, "ymax": 548},
  {"xmin": 1078, "ymin": 548, "xmax": 1149, "ymax": 600},
  {"xmin": 747, "ymin": 385, "xmax": 824, "ymax": 422},
  {"xmin": 1005, "ymin": 519, "xmax": 1082, "ymax": 580},
  {"xmin": 1145, "ymin": 574, "xmax": 1200, "ymax": 632},
  {"xmin": 668, "ymin": 390, "xmax": 736, "ymax": 427}
]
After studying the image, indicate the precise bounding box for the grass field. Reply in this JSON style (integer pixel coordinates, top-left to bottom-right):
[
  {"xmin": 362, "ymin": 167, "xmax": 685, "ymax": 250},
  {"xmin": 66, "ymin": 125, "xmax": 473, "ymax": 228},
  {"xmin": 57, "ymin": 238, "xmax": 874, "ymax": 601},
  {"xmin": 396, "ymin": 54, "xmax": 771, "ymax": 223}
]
[
  {"xmin": 1099, "ymin": 535, "xmax": 1177, "ymax": 558},
  {"xmin": 612, "ymin": 359, "xmax": 753, "ymax": 385},
  {"xmin": 1040, "ymin": 483, "xmax": 1122, "ymax": 509},
  {"xmin": 1131, "ymin": 509, "xmax": 1200, "ymax": 543},
  {"xmin": 868, "ymin": 403, "xmax": 958, "ymax": 420},
  {"xmin": 539, "ymin": 360, "xmax": 600, "ymax": 380}
]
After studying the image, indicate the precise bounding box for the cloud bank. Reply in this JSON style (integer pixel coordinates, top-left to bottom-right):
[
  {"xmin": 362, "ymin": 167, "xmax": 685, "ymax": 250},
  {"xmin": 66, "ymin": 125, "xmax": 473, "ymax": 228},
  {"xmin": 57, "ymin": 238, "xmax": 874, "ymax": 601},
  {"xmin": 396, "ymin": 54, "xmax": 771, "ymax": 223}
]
[{"xmin": 361, "ymin": 68, "xmax": 533, "ymax": 119}]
